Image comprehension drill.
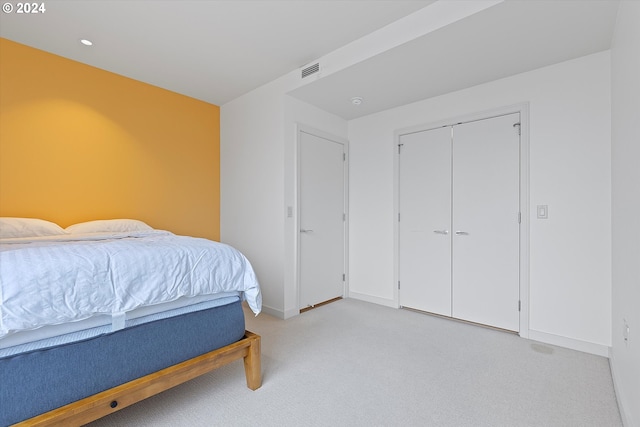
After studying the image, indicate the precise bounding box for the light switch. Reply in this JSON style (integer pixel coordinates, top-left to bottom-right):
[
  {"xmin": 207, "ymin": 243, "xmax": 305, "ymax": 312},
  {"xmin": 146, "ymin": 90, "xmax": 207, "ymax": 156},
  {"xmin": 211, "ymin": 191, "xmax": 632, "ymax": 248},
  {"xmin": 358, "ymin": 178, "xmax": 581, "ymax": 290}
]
[{"xmin": 537, "ymin": 205, "xmax": 548, "ymax": 219}]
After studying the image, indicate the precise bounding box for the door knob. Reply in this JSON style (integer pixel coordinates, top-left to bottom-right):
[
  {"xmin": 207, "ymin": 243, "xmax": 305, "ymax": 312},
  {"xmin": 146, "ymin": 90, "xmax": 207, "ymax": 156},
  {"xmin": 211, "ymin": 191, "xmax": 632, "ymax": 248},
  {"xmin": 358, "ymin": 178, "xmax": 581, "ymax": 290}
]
[
  {"xmin": 455, "ymin": 231, "xmax": 469, "ymax": 236},
  {"xmin": 433, "ymin": 230, "xmax": 449, "ymax": 235}
]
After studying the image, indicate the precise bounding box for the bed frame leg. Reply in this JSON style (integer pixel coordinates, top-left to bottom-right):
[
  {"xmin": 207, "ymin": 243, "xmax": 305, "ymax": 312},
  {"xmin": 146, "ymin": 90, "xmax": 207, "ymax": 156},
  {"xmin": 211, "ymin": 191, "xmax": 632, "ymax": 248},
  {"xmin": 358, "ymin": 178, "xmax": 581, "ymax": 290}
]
[{"xmin": 243, "ymin": 331, "xmax": 262, "ymax": 390}]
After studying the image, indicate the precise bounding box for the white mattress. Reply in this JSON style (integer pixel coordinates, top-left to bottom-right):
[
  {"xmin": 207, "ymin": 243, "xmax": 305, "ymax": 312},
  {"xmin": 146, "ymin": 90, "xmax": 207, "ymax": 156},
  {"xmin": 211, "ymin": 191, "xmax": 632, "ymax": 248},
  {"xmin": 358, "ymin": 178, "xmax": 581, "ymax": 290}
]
[
  {"xmin": 0, "ymin": 291, "xmax": 241, "ymax": 351},
  {"xmin": 0, "ymin": 230, "xmax": 262, "ymax": 339},
  {"xmin": 0, "ymin": 294, "xmax": 241, "ymax": 357}
]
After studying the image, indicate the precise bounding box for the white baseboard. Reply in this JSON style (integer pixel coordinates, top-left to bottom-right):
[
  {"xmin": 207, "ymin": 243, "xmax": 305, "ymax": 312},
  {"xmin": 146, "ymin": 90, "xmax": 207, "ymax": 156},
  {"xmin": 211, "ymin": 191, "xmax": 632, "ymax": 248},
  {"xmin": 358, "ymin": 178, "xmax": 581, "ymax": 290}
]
[
  {"xmin": 610, "ymin": 350, "xmax": 636, "ymax": 427},
  {"xmin": 283, "ymin": 307, "xmax": 300, "ymax": 319},
  {"xmin": 345, "ymin": 295, "xmax": 609, "ymax": 358},
  {"xmin": 348, "ymin": 291, "xmax": 397, "ymax": 308},
  {"xmin": 527, "ymin": 329, "xmax": 610, "ymax": 357},
  {"xmin": 259, "ymin": 304, "xmax": 300, "ymax": 320},
  {"xmin": 260, "ymin": 304, "xmax": 285, "ymax": 319}
]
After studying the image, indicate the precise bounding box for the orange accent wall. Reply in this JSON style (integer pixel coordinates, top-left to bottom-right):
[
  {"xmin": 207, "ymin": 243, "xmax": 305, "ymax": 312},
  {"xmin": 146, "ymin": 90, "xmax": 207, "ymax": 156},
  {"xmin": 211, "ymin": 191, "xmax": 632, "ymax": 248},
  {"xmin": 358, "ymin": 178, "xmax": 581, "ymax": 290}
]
[{"xmin": 0, "ymin": 38, "xmax": 220, "ymax": 240}]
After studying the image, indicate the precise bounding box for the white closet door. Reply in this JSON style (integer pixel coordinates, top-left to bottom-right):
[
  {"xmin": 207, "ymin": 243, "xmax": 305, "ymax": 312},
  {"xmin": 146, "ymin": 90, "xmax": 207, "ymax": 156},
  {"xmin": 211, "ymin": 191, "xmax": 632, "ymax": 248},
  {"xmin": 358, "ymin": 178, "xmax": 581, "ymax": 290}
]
[
  {"xmin": 452, "ymin": 113, "xmax": 520, "ymax": 331},
  {"xmin": 399, "ymin": 127, "xmax": 452, "ymax": 316},
  {"xmin": 299, "ymin": 130, "xmax": 345, "ymax": 309}
]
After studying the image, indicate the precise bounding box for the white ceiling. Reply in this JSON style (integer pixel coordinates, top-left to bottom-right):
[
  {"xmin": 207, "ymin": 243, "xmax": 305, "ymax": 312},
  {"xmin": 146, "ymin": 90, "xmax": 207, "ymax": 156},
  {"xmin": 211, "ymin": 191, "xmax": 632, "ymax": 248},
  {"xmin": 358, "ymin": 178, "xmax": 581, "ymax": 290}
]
[
  {"xmin": 0, "ymin": 1, "xmax": 620, "ymax": 120},
  {"xmin": 292, "ymin": 0, "xmax": 621, "ymax": 119},
  {"xmin": 0, "ymin": 0, "xmax": 433, "ymax": 105}
]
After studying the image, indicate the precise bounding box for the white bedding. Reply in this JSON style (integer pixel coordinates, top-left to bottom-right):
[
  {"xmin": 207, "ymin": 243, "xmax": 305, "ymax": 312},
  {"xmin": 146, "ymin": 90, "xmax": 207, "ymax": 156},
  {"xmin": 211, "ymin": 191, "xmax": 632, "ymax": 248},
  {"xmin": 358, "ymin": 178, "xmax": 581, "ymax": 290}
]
[{"xmin": 0, "ymin": 230, "xmax": 261, "ymax": 339}]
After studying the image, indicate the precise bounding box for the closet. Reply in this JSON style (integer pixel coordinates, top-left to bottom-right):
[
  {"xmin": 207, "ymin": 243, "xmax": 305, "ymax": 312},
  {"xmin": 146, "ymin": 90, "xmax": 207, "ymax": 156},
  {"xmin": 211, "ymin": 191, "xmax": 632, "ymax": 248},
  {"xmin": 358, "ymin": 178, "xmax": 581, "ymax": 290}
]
[{"xmin": 398, "ymin": 113, "xmax": 521, "ymax": 332}]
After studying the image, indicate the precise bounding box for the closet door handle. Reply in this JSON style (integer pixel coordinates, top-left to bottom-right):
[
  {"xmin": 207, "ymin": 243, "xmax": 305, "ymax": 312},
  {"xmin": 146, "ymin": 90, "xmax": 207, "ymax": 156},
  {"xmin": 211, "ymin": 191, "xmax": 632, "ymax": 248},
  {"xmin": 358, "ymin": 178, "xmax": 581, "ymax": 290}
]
[
  {"xmin": 300, "ymin": 229, "xmax": 314, "ymax": 233},
  {"xmin": 433, "ymin": 230, "xmax": 449, "ymax": 235},
  {"xmin": 455, "ymin": 231, "xmax": 469, "ymax": 236}
]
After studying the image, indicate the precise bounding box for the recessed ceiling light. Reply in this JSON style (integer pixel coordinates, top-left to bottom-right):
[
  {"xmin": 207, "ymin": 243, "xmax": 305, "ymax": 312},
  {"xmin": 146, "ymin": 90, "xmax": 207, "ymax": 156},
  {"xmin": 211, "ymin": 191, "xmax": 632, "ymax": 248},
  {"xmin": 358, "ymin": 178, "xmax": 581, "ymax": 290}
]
[
  {"xmin": 80, "ymin": 39, "xmax": 93, "ymax": 46},
  {"xmin": 351, "ymin": 97, "xmax": 363, "ymax": 106}
]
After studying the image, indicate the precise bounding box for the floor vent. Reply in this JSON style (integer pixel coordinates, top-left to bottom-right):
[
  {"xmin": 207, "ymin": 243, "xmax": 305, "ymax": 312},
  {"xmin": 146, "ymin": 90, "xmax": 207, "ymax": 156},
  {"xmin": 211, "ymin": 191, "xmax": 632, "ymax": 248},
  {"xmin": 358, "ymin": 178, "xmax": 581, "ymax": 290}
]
[{"xmin": 301, "ymin": 62, "xmax": 320, "ymax": 79}]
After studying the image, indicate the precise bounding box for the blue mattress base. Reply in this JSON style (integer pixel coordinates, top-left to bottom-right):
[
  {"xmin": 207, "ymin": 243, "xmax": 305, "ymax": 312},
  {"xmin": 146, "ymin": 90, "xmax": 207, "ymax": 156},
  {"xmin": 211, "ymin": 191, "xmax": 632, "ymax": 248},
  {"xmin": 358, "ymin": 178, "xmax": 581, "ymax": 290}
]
[{"xmin": 0, "ymin": 299, "xmax": 245, "ymax": 426}]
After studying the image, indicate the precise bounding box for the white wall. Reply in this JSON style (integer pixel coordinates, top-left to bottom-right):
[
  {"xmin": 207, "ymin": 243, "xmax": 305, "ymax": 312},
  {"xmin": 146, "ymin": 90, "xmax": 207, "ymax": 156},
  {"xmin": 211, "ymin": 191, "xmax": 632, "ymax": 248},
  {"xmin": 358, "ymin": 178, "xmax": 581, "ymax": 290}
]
[
  {"xmin": 610, "ymin": 2, "xmax": 640, "ymax": 425},
  {"xmin": 221, "ymin": 3, "xmax": 633, "ymax": 418},
  {"xmin": 221, "ymin": 74, "xmax": 347, "ymax": 319},
  {"xmin": 221, "ymin": 75, "xmax": 289, "ymax": 317},
  {"xmin": 348, "ymin": 51, "xmax": 612, "ymax": 354}
]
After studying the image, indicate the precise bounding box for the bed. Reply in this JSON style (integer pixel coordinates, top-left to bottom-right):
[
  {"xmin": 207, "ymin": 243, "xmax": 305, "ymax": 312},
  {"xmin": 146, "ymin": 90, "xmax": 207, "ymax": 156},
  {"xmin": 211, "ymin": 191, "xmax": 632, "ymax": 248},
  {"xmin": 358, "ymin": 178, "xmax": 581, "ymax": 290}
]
[{"xmin": 0, "ymin": 218, "xmax": 262, "ymax": 426}]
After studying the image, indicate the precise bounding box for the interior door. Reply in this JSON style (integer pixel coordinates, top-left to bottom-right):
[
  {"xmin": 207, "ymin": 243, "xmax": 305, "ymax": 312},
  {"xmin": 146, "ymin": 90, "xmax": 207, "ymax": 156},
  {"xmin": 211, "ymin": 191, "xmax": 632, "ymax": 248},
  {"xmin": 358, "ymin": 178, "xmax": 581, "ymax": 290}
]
[
  {"xmin": 452, "ymin": 113, "xmax": 520, "ymax": 331},
  {"xmin": 398, "ymin": 127, "xmax": 452, "ymax": 316},
  {"xmin": 298, "ymin": 130, "xmax": 345, "ymax": 309}
]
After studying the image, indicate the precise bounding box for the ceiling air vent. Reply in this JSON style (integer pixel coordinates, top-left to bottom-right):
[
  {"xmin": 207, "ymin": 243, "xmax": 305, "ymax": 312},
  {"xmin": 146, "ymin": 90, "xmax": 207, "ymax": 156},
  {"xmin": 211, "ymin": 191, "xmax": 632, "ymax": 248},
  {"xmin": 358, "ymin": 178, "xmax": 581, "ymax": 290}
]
[{"xmin": 301, "ymin": 62, "xmax": 320, "ymax": 79}]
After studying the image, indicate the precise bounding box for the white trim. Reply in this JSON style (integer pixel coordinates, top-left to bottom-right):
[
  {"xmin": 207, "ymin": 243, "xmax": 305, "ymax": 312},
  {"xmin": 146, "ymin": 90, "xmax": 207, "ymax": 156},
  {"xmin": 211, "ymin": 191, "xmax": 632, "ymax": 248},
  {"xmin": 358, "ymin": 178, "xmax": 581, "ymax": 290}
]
[
  {"xmin": 392, "ymin": 127, "xmax": 401, "ymax": 308},
  {"xmin": 610, "ymin": 351, "xmax": 634, "ymax": 427},
  {"xmin": 295, "ymin": 124, "xmax": 350, "ymax": 312},
  {"xmin": 262, "ymin": 305, "xmax": 300, "ymax": 320},
  {"xmin": 282, "ymin": 307, "xmax": 300, "ymax": 320},
  {"xmin": 518, "ymin": 103, "xmax": 531, "ymax": 338},
  {"xmin": 260, "ymin": 305, "xmax": 285, "ymax": 320},
  {"xmin": 393, "ymin": 102, "xmax": 531, "ymax": 338},
  {"xmin": 348, "ymin": 292, "xmax": 397, "ymax": 309},
  {"xmin": 528, "ymin": 330, "xmax": 610, "ymax": 358}
]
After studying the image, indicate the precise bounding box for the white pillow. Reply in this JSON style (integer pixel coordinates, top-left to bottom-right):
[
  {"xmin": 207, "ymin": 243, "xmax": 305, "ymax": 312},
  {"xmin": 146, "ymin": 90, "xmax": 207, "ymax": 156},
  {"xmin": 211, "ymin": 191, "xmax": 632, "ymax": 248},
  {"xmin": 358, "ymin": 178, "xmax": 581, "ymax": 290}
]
[
  {"xmin": 0, "ymin": 217, "xmax": 68, "ymax": 239},
  {"xmin": 65, "ymin": 219, "xmax": 153, "ymax": 234}
]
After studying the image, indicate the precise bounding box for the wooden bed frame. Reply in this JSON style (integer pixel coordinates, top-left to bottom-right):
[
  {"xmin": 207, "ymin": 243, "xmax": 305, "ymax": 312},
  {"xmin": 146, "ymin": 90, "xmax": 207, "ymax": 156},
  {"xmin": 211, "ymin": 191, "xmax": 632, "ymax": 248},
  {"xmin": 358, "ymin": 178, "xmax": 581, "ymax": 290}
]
[{"xmin": 14, "ymin": 331, "xmax": 261, "ymax": 427}]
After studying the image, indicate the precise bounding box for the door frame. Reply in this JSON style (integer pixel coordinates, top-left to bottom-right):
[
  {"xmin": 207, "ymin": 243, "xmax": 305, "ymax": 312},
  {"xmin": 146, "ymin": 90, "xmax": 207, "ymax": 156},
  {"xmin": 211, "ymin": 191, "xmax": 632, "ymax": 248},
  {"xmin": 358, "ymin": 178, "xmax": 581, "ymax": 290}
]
[
  {"xmin": 393, "ymin": 103, "xmax": 530, "ymax": 338},
  {"xmin": 295, "ymin": 124, "xmax": 349, "ymax": 312}
]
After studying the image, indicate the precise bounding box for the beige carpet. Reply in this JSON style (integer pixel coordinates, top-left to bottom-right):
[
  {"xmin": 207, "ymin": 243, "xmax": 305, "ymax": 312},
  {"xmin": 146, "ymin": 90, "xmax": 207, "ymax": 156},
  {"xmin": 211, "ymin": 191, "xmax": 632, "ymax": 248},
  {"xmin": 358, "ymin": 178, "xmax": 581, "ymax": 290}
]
[{"xmin": 88, "ymin": 298, "xmax": 622, "ymax": 426}]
